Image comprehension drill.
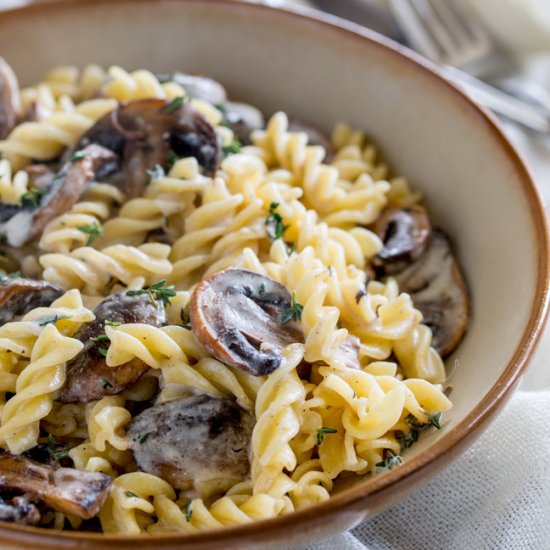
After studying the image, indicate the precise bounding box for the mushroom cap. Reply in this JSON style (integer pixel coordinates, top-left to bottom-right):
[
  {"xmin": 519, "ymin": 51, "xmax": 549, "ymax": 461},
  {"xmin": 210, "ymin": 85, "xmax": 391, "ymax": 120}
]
[
  {"xmin": 157, "ymin": 72, "xmax": 227, "ymax": 104},
  {"xmin": 224, "ymin": 101, "xmax": 265, "ymax": 145},
  {"xmin": 372, "ymin": 205, "xmax": 432, "ymax": 275},
  {"xmin": 77, "ymin": 98, "xmax": 221, "ymax": 199},
  {"xmin": 127, "ymin": 394, "xmax": 254, "ymax": 496},
  {"xmin": 190, "ymin": 268, "xmax": 304, "ymax": 376},
  {"xmin": 57, "ymin": 292, "xmax": 166, "ymax": 403},
  {"xmin": 0, "ymin": 277, "xmax": 64, "ymax": 326},
  {"xmin": 0, "ymin": 453, "xmax": 112, "ymax": 519},
  {"xmin": 0, "ymin": 57, "xmax": 21, "ymax": 139},
  {"xmin": 395, "ymin": 229, "xmax": 469, "ymax": 358}
]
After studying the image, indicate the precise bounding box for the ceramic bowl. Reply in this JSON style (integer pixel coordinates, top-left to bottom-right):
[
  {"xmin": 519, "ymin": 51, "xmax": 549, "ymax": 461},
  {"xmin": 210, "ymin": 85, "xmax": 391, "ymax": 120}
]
[{"xmin": 0, "ymin": 1, "xmax": 547, "ymax": 548}]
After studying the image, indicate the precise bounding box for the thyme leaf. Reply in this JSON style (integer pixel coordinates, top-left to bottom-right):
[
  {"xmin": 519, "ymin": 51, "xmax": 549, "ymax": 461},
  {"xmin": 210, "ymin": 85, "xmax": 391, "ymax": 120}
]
[
  {"xmin": 21, "ymin": 188, "xmax": 46, "ymax": 207},
  {"xmin": 376, "ymin": 450, "xmax": 402, "ymax": 470},
  {"xmin": 316, "ymin": 427, "xmax": 338, "ymax": 446},
  {"xmin": 281, "ymin": 291, "xmax": 303, "ymax": 325},
  {"xmin": 126, "ymin": 279, "xmax": 176, "ymax": 307},
  {"xmin": 77, "ymin": 223, "xmax": 103, "ymax": 245}
]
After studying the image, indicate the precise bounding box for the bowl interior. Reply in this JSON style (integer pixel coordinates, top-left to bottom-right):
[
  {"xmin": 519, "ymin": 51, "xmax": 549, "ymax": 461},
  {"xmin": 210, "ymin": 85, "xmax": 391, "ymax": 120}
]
[{"xmin": 0, "ymin": 0, "xmax": 547, "ymax": 546}]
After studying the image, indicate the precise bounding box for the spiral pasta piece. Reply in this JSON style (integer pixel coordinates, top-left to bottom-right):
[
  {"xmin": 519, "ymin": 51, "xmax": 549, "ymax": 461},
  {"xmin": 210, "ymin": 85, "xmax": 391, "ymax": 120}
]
[
  {"xmin": 0, "ymin": 158, "xmax": 28, "ymax": 204},
  {"xmin": 39, "ymin": 242, "xmax": 172, "ymax": 294},
  {"xmin": 0, "ymin": 324, "xmax": 83, "ymax": 453},
  {"xmin": 39, "ymin": 183, "xmax": 125, "ymax": 253}
]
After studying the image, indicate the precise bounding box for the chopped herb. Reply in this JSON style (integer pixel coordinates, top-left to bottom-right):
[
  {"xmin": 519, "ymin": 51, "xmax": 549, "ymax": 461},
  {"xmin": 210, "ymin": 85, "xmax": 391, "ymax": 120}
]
[
  {"xmin": 138, "ymin": 433, "xmax": 150, "ymax": 444},
  {"xmin": 77, "ymin": 223, "xmax": 103, "ymax": 245},
  {"xmin": 146, "ymin": 163, "xmax": 165, "ymax": 181},
  {"xmin": 38, "ymin": 314, "xmax": 70, "ymax": 326},
  {"xmin": 163, "ymin": 95, "xmax": 185, "ymax": 114},
  {"xmin": 68, "ymin": 150, "xmax": 86, "ymax": 163},
  {"xmin": 214, "ymin": 102, "xmax": 227, "ymax": 113},
  {"xmin": 101, "ymin": 377, "xmax": 114, "ymax": 389},
  {"xmin": 222, "ymin": 139, "xmax": 242, "ymax": 157},
  {"xmin": 396, "ymin": 429, "xmax": 419, "ymax": 450},
  {"xmin": 45, "ymin": 434, "xmax": 69, "ymax": 464},
  {"xmin": 316, "ymin": 427, "xmax": 338, "ymax": 446},
  {"xmin": 281, "ymin": 292, "xmax": 304, "ymax": 325},
  {"xmin": 327, "ymin": 266, "xmax": 334, "ymax": 276},
  {"xmin": 184, "ymin": 500, "xmax": 193, "ymax": 522},
  {"xmin": 167, "ymin": 149, "xmax": 178, "ymax": 168},
  {"xmin": 105, "ymin": 320, "xmax": 121, "ymax": 327},
  {"xmin": 428, "ymin": 412, "xmax": 442, "ymax": 430},
  {"xmin": 98, "ymin": 348, "xmax": 108, "ymax": 358},
  {"xmin": 397, "ymin": 413, "xmax": 443, "ymax": 452},
  {"xmin": 265, "ymin": 202, "xmax": 287, "ymax": 242},
  {"xmin": 93, "ymin": 334, "xmax": 110, "ymax": 343},
  {"xmin": 258, "ymin": 283, "xmax": 266, "ymax": 297},
  {"xmin": 21, "ymin": 188, "xmax": 46, "ymax": 207},
  {"xmin": 355, "ymin": 288, "xmax": 367, "ymax": 304},
  {"xmin": 125, "ymin": 491, "xmax": 139, "ymax": 498},
  {"xmin": 376, "ymin": 450, "xmax": 402, "ymax": 470},
  {"xmin": 126, "ymin": 279, "xmax": 177, "ymax": 307},
  {"xmin": 0, "ymin": 271, "xmax": 21, "ymax": 283}
]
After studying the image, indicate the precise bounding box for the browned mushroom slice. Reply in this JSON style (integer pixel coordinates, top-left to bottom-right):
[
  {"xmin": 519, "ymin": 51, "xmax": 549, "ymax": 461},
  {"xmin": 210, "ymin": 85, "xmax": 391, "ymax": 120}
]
[
  {"xmin": 288, "ymin": 120, "xmax": 336, "ymax": 162},
  {"xmin": 395, "ymin": 229, "xmax": 469, "ymax": 357},
  {"xmin": 127, "ymin": 395, "xmax": 254, "ymax": 495},
  {"xmin": 157, "ymin": 72, "xmax": 227, "ymax": 104},
  {"xmin": 372, "ymin": 205, "xmax": 432, "ymax": 275},
  {"xmin": 58, "ymin": 292, "xmax": 166, "ymax": 403},
  {"xmin": 223, "ymin": 101, "xmax": 265, "ymax": 145},
  {"xmin": 0, "ymin": 495, "xmax": 41, "ymax": 526},
  {"xmin": 0, "ymin": 58, "xmax": 21, "ymax": 139},
  {"xmin": 0, "ymin": 454, "xmax": 111, "ymax": 519},
  {"xmin": 0, "ymin": 277, "xmax": 63, "ymax": 326},
  {"xmin": 190, "ymin": 269, "xmax": 304, "ymax": 376},
  {"xmin": 77, "ymin": 98, "xmax": 221, "ymax": 198},
  {"xmin": 0, "ymin": 144, "xmax": 118, "ymax": 247}
]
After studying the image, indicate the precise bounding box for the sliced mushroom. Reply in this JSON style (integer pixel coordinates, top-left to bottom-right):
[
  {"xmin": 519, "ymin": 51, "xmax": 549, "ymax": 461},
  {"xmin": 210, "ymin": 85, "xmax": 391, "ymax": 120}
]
[
  {"xmin": 58, "ymin": 292, "xmax": 166, "ymax": 403},
  {"xmin": 395, "ymin": 229, "xmax": 469, "ymax": 357},
  {"xmin": 0, "ymin": 144, "xmax": 118, "ymax": 247},
  {"xmin": 0, "ymin": 58, "xmax": 21, "ymax": 139},
  {"xmin": 0, "ymin": 277, "xmax": 63, "ymax": 326},
  {"xmin": 22, "ymin": 164, "xmax": 56, "ymax": 191},
  {"xmin": 0, "ymin": 454, "xmax": 111, "ymax": 519},
  {"xmin": 223, "ymin": 101, "xmax": 265, "ymax": 145},
  {"xmin": 127, "ymin": 395, "xmax": 254, "ymax": 495},
  {"xmin": 77, "ymin": 98, "xmax": 221, "ymax": 199},
  {"xmin": 0, "ymin": 495, "xmax": 40, "ymax": 526},
  {"xmin": 157, "ymin": 72, "xmax": 227, "ymax": 104},
  {"xmin": 190, "ymin": 269, "xmax": 304, "ymax": 376},
  {"xmin": 288, "ymin": 120, "xmax": 336, "ymax": 162},
  {"xmin": 372, "ymin": 205, "xmax": 432, "ymax": 275}
]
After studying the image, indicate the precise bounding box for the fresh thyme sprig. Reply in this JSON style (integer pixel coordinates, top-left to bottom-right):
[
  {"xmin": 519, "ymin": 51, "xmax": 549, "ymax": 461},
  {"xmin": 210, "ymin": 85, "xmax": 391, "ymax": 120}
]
[
  {"xmin": 163, "ymin": 96, "xmax": 185, "ymax": 114},
  {"xmin": 316, "ymin": 427, "xmax": 338, "ymax": 446},
  {"xmin": 77, "ymin": 223, "xmax": 103, "ymax": 245},
  {"xmin": 21, "ymin": 188, "xmax": 46, "ymax": 207},
  {"xmin": 281, "ymin": 291, "xmax": 303, "ymax": 325},
  {"xmin": 265, "ymin": 202, "xmax": 287, "ymax": 241},
  {"xmin": 126, "ymin": 279, "xmax": 176, "ymax": 307},
  {"xmin": 376, "ymin": 450, "xmax": 402, "ymax": 470}
]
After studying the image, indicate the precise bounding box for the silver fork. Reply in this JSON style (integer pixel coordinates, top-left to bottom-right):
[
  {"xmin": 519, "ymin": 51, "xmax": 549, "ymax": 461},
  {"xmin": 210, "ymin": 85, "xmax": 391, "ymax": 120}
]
[{"xmin": 387, "ymin": 0, "xmax": 550, "ymax": 138}]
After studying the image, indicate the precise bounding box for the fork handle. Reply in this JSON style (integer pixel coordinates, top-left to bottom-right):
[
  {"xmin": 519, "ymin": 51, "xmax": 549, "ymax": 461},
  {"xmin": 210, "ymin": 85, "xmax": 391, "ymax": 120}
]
[{"xmin": 442, "ymin": 66, "xmax": 550, "ymax": 138}]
